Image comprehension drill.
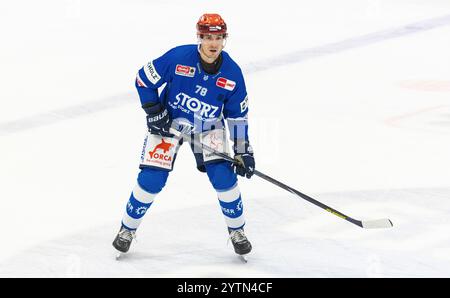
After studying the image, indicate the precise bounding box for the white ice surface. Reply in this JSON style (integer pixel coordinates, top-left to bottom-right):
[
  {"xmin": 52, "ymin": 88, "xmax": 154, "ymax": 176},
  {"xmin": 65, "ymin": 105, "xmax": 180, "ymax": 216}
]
[{"xmin": 1, "ymin": 0, "xmax": 450, "ymax": 277}]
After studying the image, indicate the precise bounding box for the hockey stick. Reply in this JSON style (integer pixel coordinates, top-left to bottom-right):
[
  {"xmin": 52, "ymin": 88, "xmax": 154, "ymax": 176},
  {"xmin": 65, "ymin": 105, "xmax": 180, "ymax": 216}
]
[{"xmin": 169, "ymin": 127, "xmax": 393, "ymax": 229}]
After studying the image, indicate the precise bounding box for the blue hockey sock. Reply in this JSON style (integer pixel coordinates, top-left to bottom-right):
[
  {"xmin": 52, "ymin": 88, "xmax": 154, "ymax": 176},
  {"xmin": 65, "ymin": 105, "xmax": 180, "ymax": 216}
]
[
  {"xmin": 121, "ymin": 183, "xmax": 157, "ymax": 230},
  {"xmin": 217, "ymin": 183, "xmax": 245, "ymax": 230}
]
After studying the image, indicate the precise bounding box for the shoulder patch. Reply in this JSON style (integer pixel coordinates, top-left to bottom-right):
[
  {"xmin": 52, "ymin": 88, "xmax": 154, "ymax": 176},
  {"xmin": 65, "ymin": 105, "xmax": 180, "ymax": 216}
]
[
  {"xmin": 216, "ymin": 77, "xmax": 236, "ymax": 91},
  {"xmin": 240, "ymin": 96, "xmax": 249, "ymax": 113},
  {"xmin": 144, "ymin": 61, "xmax": 161, "ymax": 85}
]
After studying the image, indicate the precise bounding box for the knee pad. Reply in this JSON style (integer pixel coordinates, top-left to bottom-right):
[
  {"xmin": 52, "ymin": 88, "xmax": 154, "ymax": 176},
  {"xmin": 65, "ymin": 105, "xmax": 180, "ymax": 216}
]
[
  {"xmin": 205, "ymin": 161, "xmax": 237, "ymax": 191},
  {"xmin": 137, "ymin": 167, "xmax": 169, "ymax": 194}
]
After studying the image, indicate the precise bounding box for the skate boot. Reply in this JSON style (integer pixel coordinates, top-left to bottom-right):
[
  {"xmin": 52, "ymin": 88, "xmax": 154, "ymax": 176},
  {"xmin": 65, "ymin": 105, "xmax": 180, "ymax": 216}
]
[
  {"xmin": 112, "ymin": 226, "xmax": 136, "ymax": 254},
  {"xmin": 228, "ymin": 228, "xmax": 252, "ymax": 256}
]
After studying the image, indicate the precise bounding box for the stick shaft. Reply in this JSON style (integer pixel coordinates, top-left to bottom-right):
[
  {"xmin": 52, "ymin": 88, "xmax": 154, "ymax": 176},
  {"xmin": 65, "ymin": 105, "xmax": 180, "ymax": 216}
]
[{"xmin": 170, "ymin": 128, "xmax": 390, "ymax": 228}]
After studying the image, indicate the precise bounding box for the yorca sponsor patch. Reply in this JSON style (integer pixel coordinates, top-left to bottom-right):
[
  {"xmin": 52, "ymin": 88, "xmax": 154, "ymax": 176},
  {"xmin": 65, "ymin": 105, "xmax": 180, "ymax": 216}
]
[
  {"xmin": 141, "ymin": 134, "xmax": 178, "ymax": 170},
  {"xmin": 175, "ymin": 64, "xmax": 196, "ymax": 77}
]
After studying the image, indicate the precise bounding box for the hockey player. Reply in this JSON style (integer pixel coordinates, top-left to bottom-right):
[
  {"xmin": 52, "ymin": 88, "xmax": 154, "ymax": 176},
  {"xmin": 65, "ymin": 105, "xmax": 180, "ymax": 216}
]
[{"xmin": 113, "ymin": 13, "xmax": 255, "ymax": 258}]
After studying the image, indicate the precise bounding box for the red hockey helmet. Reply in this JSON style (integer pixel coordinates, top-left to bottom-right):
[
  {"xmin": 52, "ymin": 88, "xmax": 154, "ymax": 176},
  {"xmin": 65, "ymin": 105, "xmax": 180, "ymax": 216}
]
[{"xmin": 196, "ymin": 13, "xmax": 228, "ymax": 37}]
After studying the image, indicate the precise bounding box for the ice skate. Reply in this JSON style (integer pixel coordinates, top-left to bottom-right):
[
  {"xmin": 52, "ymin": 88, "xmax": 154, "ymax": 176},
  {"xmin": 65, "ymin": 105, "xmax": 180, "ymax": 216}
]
[
  {"xmin": 228, "ymin": 228, "xmax": 252, "ymax": 262},
  {"xmin": 112, "ymin": 226, "xmax": 136, "ymax": 258}
]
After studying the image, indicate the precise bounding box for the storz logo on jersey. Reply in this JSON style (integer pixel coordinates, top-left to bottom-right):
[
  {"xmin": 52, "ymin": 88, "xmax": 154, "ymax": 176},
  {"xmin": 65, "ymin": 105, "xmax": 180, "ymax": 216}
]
[
  {"xmin": 216, "ymin": 77, "xmax": 236, "ymax": 91},
  {"xmin": 172, "ymin": 92, "xmax": 220, "ymax": 119},
  {"xmin": 175, "ymin": 64, "xmax": 196, "ymax": 77}
]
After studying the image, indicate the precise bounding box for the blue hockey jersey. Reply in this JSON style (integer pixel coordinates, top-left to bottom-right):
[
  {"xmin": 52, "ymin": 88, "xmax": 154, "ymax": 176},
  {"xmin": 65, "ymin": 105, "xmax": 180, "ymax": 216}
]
[{"xmin": 135, "ymin": 45, "xmax": 249, "ymax": 142}]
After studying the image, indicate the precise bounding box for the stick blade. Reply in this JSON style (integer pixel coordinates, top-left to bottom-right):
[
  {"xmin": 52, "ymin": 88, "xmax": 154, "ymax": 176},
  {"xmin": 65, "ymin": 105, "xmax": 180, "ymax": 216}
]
[{"xmin": 361, "ymin": 218, "xmax": 393, "ymax": 229}]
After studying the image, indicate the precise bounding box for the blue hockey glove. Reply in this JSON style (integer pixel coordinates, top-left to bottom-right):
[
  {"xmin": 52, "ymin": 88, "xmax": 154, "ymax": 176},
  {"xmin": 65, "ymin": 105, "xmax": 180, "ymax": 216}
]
[
  {"xmin": 143, "ymin": 102, "xmax": 174, "ymax": 137},
  {"xmin": 233, "ymin": 140, "xmax": 255, "ymax": 179}
]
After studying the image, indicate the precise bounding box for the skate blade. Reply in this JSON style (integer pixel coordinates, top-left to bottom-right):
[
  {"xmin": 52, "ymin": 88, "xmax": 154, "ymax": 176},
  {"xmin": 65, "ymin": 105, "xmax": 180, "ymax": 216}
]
[
  {"xmin": 238, "ymin": 254, "xmax": 249, "ymax": 263},
  {"xmin": 115, "ymin": 252, "xmax": 124, "ymax": 260}
]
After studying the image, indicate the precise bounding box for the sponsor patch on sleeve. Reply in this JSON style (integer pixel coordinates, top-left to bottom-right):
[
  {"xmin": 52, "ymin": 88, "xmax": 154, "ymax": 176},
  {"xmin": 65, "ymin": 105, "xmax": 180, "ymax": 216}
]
[
  {"xmin": 216, "ymin": 77, "xmax": 236, "ymax": 91},
  {"xmin": 143, "ymin": 61, "xmax": 161, "ymax": 85},
  {"xmin": 240, "ymin": 96, "xmax": 249, "ymax": 113}
]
